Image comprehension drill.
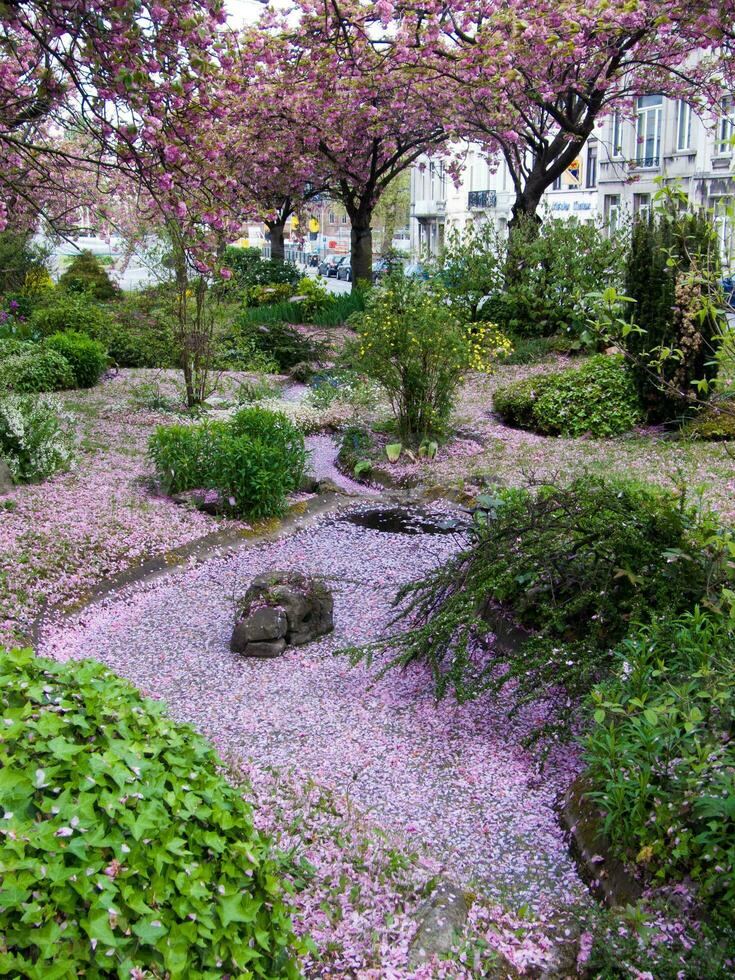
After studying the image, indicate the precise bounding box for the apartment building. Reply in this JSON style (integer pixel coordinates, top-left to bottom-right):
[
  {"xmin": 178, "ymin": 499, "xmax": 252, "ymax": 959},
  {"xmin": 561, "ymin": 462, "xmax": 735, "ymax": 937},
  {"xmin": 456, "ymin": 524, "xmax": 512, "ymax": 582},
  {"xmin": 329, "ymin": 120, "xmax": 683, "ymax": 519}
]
[{"xmin": 410, "ymin": 96, "xmax": 735, "ymax": 266}]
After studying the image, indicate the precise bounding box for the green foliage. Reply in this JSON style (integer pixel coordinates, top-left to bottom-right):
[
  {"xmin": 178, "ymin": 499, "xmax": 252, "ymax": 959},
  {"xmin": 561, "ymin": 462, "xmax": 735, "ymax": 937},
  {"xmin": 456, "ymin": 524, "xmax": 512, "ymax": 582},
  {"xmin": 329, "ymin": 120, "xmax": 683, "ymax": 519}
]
[
  {"xmin": 230, "ymin": 317, "xmax": 325, "ymax": 372},
  {"xmin": 292, "ymin": 276, "xmax": 334, "ymax": 322},
  {"xmin": 0, "ymin": 338, "xmax": 33, "ymax": 361},
  {"xmin": 58, "ymin": 249, "xmax": 119, "ymax": 300},
  {"xmin": 0, "ymin": 394, "xmax": 74, "ymax": 482},
  {"xmin": 490, "ymin": 216, "xmax": 625, "ymax": 338},
  {"xmin": 584, "ymin": 608, "xmax": 735, "ymax": 924},
  {"xmin": 29, "ymin": 291, "xmax": 112, "ymax": 341},
  {"xmin": 307, "ymin": 369, "xmax": 379, "ymax": 411},
  {"xmin": 350, "ymin": 275, "xmax": 506, "ymax": 441},
  {"xmin": 0, "ymin": 647, "xmax": 301, "ymax": 979},
  {"xmin": 222, "ymin": 246, "xmax": 299, "ymax": 292},
  {"xmin": 502, "ymin": 335, "xmax": 558, "ymax": 365},
  {"xmin": 245, "ymin": 282, "xmax": 294, "ymax": 307},
  {"xmin": 0, "ymin": 348, "xmax": 75, "ymax": 393},
  {"xmin": 623, "ymin": 206, "xmax": 724, "ymax": 422},
  {"xmin": 684, "ymin": 400, "xmax": 735, "ymax": 440},
  {"xmin": 149, "ymin": 407, "xmax": 306, "ymax": 519},
  {"xmin": 312, "ymin": 288, "xmax": 366, "ymax": 326},
  {"xmin": 43, "ymin": 331, "xmax": 108, "ymax": 388},
  {"xmin": 432, "ymin": 222, "xmax": 505, "ymax": 322},
  {"xmin": 337, "ymin": 424, "xmax": 374, "ymax": 474},
  {"xmin": 493, "ymin": 356, "xmax": 642, "ymax": 437},
  {"xmin": 346, "ymin": 477, "xmax": 727, "ymax": 737},
  {"xmin": 0, "ymin": 230, "xmax": 49, "ymax": 295},
  {"xmin": 104, "ymin": 288, "xmax": 178, "ymax": 367}
]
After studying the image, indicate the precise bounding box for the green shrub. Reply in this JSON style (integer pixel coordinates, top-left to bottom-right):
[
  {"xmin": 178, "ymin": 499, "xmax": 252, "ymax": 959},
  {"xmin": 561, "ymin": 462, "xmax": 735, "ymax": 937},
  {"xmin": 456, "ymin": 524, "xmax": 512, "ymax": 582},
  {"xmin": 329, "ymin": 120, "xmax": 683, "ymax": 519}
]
[
  {"xmin": 337, "ymin": 424, "xmax": 374, "ymax": 475},
  {"xmin": 29, "ymin": 292, "xmax": 112, "ymax": 340},
  {"xmin": 346, "ymin": 477, "xmax": 727, "ymax": 736},
  {"xmin": 502, "ymin": 335, "xmax": 557, "ymax": 365},
  {"xmin": 312, "ymin": 288, "xmax": 366, "ymax": 326},
  {"xmin": 0, "ymin": 338, "xmax": 33, "ymax": 361},
  {"xmin": 624, "ymin": 206, "xmax": 724, "ymax": 421},
  {"xmin": 104, "ymin": 289, "xmax": 178, "ymax": 368},
  {"xmin": 43, "ymin": 331, "xmax": 108, "ymax": 388},
  {"xmin": 0, "ymin": 647, "xmax": 301, "ymax": 979},
  {"xmin": 0, "ymin": 394, "xmax": 74, "ymax": 482},
  {"xmin": 492, "ymin": 374, "xmax": 553, "ymax": 429},
  {"xmin": 222, "ymin": 246, "xmax": 299, "ymax": 292},
  {"xmin": 245, "ymin": 282, "xmax": 294, "ymax": 307},
  {"xmin": 493, "ymin": 356, "xmax": 642, "ymax": 437},
  {"xmin": 0, "ymin": 230, "xmax": 49, "ymax": 295},
  {"xmin": 0, "ymin": 348, "xmax": 75, "ymax": 393},
  {"xmin": 489, "ymin": 216, "xmax": 626, "ymax": 338},
  {"xmin": 292, "ymin": 276, "xmax": 334, "ymax": 321},
  {"xmin": 230, "ymin": 317, "xmax": 325, "ymax": 372},
  {"xmin": 683, "ymin": 400, "xmax": 735, "ymax": 440},
  {"xmin": 149, "ymin": 407, "xmax": 306, "ymax": 519},
  {"xmin": 58, "ymin": 249, "xmax": 119, "ymax": 300},
  {"xmin": 351, "ymin": 274, "xmax": 510, "ymax": 441},
  {"xmin": 584, "ymin": 608, "xmax": 735, "ymax": 923}
]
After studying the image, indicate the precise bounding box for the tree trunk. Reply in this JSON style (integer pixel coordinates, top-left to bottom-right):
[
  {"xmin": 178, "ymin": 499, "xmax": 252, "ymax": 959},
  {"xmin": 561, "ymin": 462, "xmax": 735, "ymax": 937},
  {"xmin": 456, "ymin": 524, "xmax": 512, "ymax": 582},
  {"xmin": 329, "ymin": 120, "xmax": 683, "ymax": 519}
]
[
  {"xmin": 350, "ymin": 219, "xmax": 373, "ymax": 286},
  {"xmin": 267, "ymin": 220, "xmax": 286, "ymax": 263}
]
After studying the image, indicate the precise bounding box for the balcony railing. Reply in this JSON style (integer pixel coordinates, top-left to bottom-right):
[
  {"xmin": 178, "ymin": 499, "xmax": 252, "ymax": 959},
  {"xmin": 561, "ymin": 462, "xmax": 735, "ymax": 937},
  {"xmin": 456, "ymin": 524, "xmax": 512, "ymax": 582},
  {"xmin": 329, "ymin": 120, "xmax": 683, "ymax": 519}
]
[
  {"xmin": 413, "ymin": 199, "xmax": 446, "ymax": 218},
  {"xmin": 467, "ymin": 190, "xmax": 497, "ymax": 209},
  {"xmin": 633, "ymin": 155, "xmax": 660, "ymax": 169}
]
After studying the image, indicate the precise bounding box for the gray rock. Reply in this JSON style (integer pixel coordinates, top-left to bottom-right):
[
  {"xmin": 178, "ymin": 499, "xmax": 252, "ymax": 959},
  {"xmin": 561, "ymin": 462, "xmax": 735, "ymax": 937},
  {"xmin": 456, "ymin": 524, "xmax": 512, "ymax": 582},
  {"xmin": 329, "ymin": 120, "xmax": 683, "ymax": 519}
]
[
  {"xmin": 235, "ymin": 570, "xmax": 334, "ymax": 650},
  {"xmin": 316, "ymin": 477, "xmax": 350, "ymax": 495},
  {"xmin": 0, "ymin": 458, "xmax": 13, "ymax": 494},
  {"xmin": 241, "ymin": 639, "xmax": 287, "ymax": 659},
  {"xmin": 409, "ymin": 878, "xmax": 469, "ymax": 968},
  {"xmin": 230, "ymin": 607, "xmax": 287, "ymax": 652}
]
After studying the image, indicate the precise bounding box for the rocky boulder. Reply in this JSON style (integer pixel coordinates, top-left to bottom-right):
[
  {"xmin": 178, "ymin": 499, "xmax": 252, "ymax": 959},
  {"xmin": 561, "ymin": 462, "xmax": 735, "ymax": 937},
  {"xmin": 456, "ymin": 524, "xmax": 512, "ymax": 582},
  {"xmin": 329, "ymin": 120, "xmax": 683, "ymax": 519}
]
[
  {"xmin": 231, "ymin": 570, "xmax": 334, "ymax": 657},
  {"xmin": 0, "ymin": 458, "xmax": 13, "ymax": 495}
]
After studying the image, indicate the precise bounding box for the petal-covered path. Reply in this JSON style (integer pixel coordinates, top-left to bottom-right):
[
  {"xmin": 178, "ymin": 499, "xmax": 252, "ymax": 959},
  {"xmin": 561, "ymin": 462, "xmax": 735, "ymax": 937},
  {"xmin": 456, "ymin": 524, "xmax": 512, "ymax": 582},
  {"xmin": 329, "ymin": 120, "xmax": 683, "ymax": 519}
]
[{"xmin": 41, "ymin": 509, "xmax": 586, "ymax": 922}]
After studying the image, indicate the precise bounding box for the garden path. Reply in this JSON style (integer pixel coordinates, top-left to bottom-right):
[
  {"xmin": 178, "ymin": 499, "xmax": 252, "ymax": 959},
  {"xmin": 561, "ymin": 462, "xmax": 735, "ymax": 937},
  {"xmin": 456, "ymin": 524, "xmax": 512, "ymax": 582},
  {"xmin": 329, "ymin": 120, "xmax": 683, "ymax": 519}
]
[{"xmin": 41, "ymin": 500, "xmax": 586, "ymax": 917}]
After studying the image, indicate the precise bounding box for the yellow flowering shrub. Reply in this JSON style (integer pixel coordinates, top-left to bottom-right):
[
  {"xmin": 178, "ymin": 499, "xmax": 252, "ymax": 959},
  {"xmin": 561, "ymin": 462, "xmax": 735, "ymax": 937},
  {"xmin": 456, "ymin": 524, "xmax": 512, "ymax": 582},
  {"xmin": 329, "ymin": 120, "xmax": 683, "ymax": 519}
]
[{"xmin": 351, "ymin": 274, "xmax": 510, "ymax": 441}]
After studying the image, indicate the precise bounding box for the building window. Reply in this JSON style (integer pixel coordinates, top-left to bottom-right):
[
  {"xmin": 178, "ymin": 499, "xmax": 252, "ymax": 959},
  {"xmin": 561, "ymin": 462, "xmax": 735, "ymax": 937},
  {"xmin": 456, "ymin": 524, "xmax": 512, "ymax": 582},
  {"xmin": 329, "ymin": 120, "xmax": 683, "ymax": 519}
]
[
  {"xmin": 634, "ymin": 193, "xmax": 651, "ymax": 220},
  {"xmin": 552, "ymin": 174, "xmax": 562, "ymax": 191},
  {"xmin": 716, "ymin": 97, "xmax": 735, "ymax": 156},
  {"xmin": 676, "ymin": 101, "xmax": 692, "ymax": 151},
  {"xmin": 636, "ymin": 95, "xmax": 663, "ymax": 167},
  {"xmin": 341, "ymin": 214, "xmax": 348, "ymax": 224},
  {"xmin": 328, "ymin": 211, "xmax": 336, "ymax": 225},
  {"xmin": 586, "ymin": 143, "xmax": 597, "ymax": 188},
  {"xmin": 605, "ymin": 194, "xmax": 621, "ymax": 234},
  {"xmin": 611, "ymin": 111, "xmax": 623, "ymax": 157}
]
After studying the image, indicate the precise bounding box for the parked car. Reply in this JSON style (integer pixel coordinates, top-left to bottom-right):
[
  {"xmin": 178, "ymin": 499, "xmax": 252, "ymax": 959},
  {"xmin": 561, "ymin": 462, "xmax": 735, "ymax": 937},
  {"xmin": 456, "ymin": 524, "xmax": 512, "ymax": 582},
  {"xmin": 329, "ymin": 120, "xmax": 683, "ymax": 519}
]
[
  {"xmin": 371, "ymin": 257, "xmax": 401, "ymax": 283},
  {"xmin": 318, "ymin": 254, "xmax": 346, "ymax": 277},
  {"xmin": 336, "ymin": 260, "xmax": 352, "ymax": 282},
  {"xmin": 403, "ymin": 261, "xmax": 430, "ymax": 281}
]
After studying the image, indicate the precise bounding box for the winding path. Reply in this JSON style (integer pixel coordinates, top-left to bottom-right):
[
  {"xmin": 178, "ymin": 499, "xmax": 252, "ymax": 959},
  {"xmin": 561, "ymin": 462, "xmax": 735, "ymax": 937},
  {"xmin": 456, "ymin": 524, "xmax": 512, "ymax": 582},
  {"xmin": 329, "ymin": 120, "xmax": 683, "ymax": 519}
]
[{"xmin": 41, "ymin": 502, "xmax": 585, "ymax": 918}]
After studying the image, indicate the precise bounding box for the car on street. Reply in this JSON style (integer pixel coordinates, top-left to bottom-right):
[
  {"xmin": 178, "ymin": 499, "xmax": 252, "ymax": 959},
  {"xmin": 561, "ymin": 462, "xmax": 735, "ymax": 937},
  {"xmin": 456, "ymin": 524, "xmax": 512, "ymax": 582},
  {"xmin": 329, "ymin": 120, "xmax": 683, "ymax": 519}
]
[
  {"xmin": 336, "ymin": 260, "xmax": 352, "ymax": 282},
  {"xmin": 403, "ymin": 261, "xmax": 430, "ymax": 281},
  {"xmin": 371, "ymin": 257, "xmax": 402, "ymax": 283},
  {"xmin": 318, "ymin": 254, "xmax": 347, "ymax": 277}
]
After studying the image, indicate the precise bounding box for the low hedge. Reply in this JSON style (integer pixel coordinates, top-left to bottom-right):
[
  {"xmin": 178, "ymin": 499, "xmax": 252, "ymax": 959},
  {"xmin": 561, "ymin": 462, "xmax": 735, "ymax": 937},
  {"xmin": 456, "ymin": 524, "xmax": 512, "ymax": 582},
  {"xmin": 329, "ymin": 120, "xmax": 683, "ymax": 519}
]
[
  {"xmin": 493, "ymin": 355, "xmax": 642, "ymax": 437},
  {"xmin": 684, "ymin": 401, "xmax": 735, "ymax": 441},
  {"xmin": 0, "ymin": 647, "xmax": 302, "ymax": 979},
  {"xmin": 43, "ymin": 331, "xmax": 108, "ymax": 388}
]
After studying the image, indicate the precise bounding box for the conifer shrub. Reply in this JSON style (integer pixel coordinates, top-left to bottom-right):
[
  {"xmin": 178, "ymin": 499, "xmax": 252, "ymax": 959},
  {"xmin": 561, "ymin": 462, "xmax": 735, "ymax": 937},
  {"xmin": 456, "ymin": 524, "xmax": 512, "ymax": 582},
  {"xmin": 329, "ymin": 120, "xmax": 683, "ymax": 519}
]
[
  {"xmin": 0, "ymin": 647, "xmax": 302, "ymax": 979},
  {"xmin": 624, "ymin": 207, "xmax": 724, "ymax": 421},
  {"xmin": 58, "ymin": 249, "xmax": 119, "ymax": 301},
  {"xmin": 345, "ymin": 477, "xmax": 726, "ymax": 737}
]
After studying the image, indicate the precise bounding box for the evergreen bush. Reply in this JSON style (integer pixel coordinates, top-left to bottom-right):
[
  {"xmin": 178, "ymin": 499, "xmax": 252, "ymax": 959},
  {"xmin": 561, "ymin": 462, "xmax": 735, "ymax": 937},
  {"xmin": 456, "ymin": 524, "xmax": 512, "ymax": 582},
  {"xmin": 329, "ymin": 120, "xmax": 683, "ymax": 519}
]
[
  {"xmin": 624, "ymin": 207, "xmax": 724, "ymax": 421},
  {"xmin": 0, "ymin": 349, "xmax": 76, "ymax": 393},
  {"xmin": 58, "ymin": 249, "xmax": 119, "ymax": 301}
]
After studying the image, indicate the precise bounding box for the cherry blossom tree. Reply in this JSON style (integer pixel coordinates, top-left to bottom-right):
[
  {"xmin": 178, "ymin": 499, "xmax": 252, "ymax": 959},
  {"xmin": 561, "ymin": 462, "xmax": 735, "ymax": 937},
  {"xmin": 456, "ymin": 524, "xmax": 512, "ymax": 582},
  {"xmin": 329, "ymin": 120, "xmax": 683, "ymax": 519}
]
[
  {"xmin": 245, "ymin": 1, "xmax": 448, "ymax": 284},
  {"xmin": 389, "ymin": 0, "xmax": 734, "ymax": 226}
]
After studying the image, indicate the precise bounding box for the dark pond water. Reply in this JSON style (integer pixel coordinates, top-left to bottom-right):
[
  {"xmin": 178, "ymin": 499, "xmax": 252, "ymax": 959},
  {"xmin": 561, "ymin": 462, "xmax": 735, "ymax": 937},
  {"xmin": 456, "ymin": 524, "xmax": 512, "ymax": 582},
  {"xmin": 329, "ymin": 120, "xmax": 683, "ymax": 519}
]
[{"xmin": 341, "ymin": 506, "xmax": 466, "ymax": 536}]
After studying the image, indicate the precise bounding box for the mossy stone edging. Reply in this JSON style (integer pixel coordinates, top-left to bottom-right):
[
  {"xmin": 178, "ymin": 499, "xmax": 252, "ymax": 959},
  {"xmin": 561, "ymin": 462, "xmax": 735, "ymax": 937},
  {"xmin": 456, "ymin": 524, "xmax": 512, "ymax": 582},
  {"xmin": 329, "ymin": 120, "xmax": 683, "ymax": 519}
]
[{"xmin": 558, "ymin": 775, "xmax": 643, "ymax": 908}]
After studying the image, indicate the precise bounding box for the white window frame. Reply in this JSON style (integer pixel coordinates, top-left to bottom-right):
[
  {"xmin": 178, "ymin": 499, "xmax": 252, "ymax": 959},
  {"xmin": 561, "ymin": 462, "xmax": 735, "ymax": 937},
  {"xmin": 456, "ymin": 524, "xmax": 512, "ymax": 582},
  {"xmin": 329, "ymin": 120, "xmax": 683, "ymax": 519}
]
[
  {"xmin": 676, "ymin": 101, "xmax": 692, "ymax": 151},
  {"xmin": 611, "ymin": 111, "xmax": 623, "ymax": 158},
  {"xmin": 716, "ymin": 97, "xmax": 735, "ymax": 156},
  {"xmin": 605, "ymin": 194, "xmax": 621, "ymax": 234},
  {"xmin": 636, "ymin": 95, "xmax": 663, "ymax": 168}
]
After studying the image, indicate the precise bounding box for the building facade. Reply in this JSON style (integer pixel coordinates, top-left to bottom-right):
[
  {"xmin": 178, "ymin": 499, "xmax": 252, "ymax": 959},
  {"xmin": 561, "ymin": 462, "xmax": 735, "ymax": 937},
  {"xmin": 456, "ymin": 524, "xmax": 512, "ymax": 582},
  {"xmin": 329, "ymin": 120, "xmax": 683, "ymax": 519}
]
[{"xmin": 410, "ymin": 96, "xmax": 735, "ymax": 267}]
